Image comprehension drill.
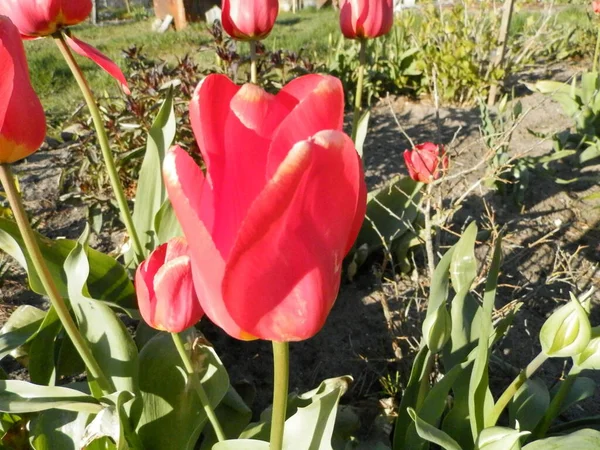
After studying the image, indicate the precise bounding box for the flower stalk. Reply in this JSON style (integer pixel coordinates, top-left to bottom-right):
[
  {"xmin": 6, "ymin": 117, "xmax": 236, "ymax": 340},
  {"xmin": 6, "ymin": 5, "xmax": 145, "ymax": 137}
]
[
  {"xmin": 171, "ymin": 333, "xmax": 226, "ymax": 442},
  {"xmin": 0, "ymin": 164, "xmax": 112, "ymax": 395},
  {"xmin": 53, "ymin": 32, "xmax": 144, "ymax": 263},
  {"xmin": 350, "ymin": 38, "xmax": 367, "ymax": 143},
  {"xmin": 270, "ymin": 341, "xmax": 290, "ymax": 450},
  {"xmin": 250, "ymin": 40, "xmax": 258, "ymax": 84}
]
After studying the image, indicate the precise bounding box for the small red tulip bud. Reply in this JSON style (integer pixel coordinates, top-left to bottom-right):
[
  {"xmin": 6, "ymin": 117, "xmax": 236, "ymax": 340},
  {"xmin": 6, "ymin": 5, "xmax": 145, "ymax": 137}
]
[
  {"xmin": 135, "ymin": 238, "xmax": 204, "ymax": 333},
  {"xmin": 403, "ymin": 142, "xmax": 448, "ymax": 184}
]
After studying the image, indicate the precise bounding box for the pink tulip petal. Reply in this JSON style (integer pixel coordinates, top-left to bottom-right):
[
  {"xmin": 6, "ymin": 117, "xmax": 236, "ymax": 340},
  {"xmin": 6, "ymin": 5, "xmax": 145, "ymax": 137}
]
[
  {"xmin": 163, "ymin": 146, "xmax": 255, "ymax": 340},
  {"xmin": 222, "ymin": 130, "xmax": 366, "ymax": 341},
  {"xmin": 64, "ymin": 35, "xmax": 130, "ymax": 95},
  {"xmin": 0, "ymin": 45, "xmax": 12, "ymax": 129},
  {"xmin": 267, "ymin": 75, "xmax": 344, "ymax": 176}
]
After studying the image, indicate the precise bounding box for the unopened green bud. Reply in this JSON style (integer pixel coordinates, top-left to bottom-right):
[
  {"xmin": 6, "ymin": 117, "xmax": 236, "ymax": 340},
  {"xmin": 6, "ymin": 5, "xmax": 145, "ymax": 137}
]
[
  {"xmin": 475, "ymin": 426, "xmax": 529, "ymax": 450},
  {"xmin": 540, "ymin": 294, "xmax": 591, "ymax": 358},
  {"xmin": 422, "ymin": 305, "xmax": 452, "ymax": 353},
  {"xmin": 573, "ymin": 326, "xmax": 600, "ymax": 370}
]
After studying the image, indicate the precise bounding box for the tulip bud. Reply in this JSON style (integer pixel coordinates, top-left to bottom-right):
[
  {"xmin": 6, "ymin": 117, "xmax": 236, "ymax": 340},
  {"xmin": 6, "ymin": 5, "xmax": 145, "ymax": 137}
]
[
  {"xmin": 221, "ymin": 0, "xmax": 279, "ymax": 41},
  {"xmin": 403, "ymin": 142, "xmax": 448, "ymax": 184},
  {"xmin": 422, "ymin": 305, "xmax": 451, "ymax": 353},
  {"xmin": 475, "ymin": 427, "xmax": 529, "ymax": 450},
  {"xmin": 573, "ymin": 326, "xmax": 600, "ymax": 370},
  {"xmin": 135, "ymin": 238, "xmax": 204, "ymax": 333},
  {"xmin": 339, "ymin": 0, "xmax": 394, "ymax": 40},
  {"xmin": 539, "ymin": 293, "xmax": 591, "ymax": 358},
  {"xmin": 0, "ymin": 16, "xmax": 46, "ymax": 164}
]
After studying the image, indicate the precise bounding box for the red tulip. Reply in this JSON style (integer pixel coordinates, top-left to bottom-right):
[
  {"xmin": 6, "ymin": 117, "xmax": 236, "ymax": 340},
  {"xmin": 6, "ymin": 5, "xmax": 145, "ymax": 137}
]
[
  {"xmin": 0, "ymin": 0, "xmax": 130, "ymax": 94},
  {"xmin": 163, "ymin": 74, "xmax": 366, "ymax": 342},
  {"xmin": 221, "ymin": 0, "xmax": 279, "ymax": 41},
  {"xmin": 594, "ymin": 0, "xmax": 600, "ymax": 14},
  {"xmin": 0, "ymin": 16, "xmax": 46, "ymax": 164},
  {"xmin": 135, "ymin": 238, "xmax": 204, "ymax": 333},
  {"xmin": 339, "ymin": 0, "xmax": 394, "ymax": 40},
  {"xmin": 403, "ymin": 142, "xmax": 448, "ymax": 184}
]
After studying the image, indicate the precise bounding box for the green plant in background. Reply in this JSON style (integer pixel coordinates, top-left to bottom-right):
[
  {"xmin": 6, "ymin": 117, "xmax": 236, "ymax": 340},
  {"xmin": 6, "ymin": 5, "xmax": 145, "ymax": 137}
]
[{"xmin": 392, "ymin": 223, "xmax": 600, "ymax": 450}]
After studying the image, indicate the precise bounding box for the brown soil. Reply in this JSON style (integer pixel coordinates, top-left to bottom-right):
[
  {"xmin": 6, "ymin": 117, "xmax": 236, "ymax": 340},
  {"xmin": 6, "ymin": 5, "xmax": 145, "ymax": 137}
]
[{"xmin": 1, "ymin": 59, "xmax": 599, "ymax": 441}]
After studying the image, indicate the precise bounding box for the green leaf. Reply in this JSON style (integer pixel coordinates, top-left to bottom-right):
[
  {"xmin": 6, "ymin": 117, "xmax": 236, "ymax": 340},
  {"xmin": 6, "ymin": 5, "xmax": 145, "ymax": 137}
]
[
  {"xmin": 154, "ymin": 199, "xmax": 183, "ymax": 245},
  {"xmin": 0, "ymin": 380, "xmax": 102, "ymax": 414},
  {"xmin": 28, "ymin": 307, "xmax": 61, "ymax": 385},
  {"xmin": 508, "ymin": 379, "xmax": 550, "ymax": 433},
  {"xmin": 450, "ymin": 222, "xmax": 478, "ymax": 294},
  {"xmin": 427, "ymin": 246, "xmax": 455, "ymax": 313},
  {"xmin": 135, "ymin": 330, "xmax": 229, "ymax": 450},
  {"xmin": 407, "ymin": 408, "xmax": 462, "ymax": 450},
  {"xmin": 0, "ymin": 217, "xmax": 135, "ymax": 307},
  {"xmin": 213, "ymin": 440, "xmax": 270, "ymax": 450},
  {"xmin": 470, "ymin": 235, "xmax": 502, "ymax": 434},
  {"xmin": 523, "ymin": 429, "xmax": 600, "ymax": 449},
  {"xmin": 475, "ymin": 426, "xmax": 528, "ymax": 450},
  {"xmin": 81, "ymin": 391, "xmax": 136, "ymax": 450},
  {"xmin": 356, "ymin": 176, "xmax": 422, "ymax": 252},
  {"xmin": 130, "ymin": 89, "xmax": 176, "ymax": 261},
  {"xmin": 354, "ymin": 110, "xmax": 370, "ymax": 158},
  {"xmin": 199, "ymin": 386, "xmax": 252, "ymax": 449},
  {"xmin": 0, "ymin": 305, "xmax": 45, "ymax": 360},
  {"xmin": 551, "ymin": 376, "xmax": 596, "ymax": 415},
  {"xmin": 64, "ymin": 227, "xmax": 139, "ymax": 395},
  {"xmin": 29, "ymin": 410, "xmax": 91, "ymax": 450}
]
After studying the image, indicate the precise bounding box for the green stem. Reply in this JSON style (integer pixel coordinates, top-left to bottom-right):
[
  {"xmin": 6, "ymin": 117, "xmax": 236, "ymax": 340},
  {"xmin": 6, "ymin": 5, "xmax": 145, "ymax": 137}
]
[
  {"xmin": 350, "ymin": 38, "xmax": 367, "ymax": 143},
  {"xmin": 250, "ymin": 40, "xmax": 258, "ymax": 84},
  {"xmin": 593, "ymin": 26, "xmax": 600, "ymax": 73},
  {"xmin": 171, "ymin": 333, "xmax": 226, "ymax": 442},
  {"xmin": 0, "ymin": 164, "xmax": 112, "ymax": 394},
  {"xmin": 533, "ymin": 366, "xmax": 581, "ymax": 439},
  {"xmin": 53, "ymin": 33, "xmax": 144, "ymax": 263},
  {"xmin": 490, "ymin": 352, "xmax": 548, "ymax": 425},
  {"xmin": 270, "ymin": 342, "xmax": 290, "ymax": 450}
]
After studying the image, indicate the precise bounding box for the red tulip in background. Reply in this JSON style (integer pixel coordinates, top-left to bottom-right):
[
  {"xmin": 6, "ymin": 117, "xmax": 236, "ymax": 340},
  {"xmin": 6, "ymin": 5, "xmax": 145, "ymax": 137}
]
[
  {"xmin": 0, "ymin": 0, "xmax": 130, "ymax": 94},
  {"xmin": 339, "ymin": 0, "xmax": 394, "ymax": 40},
  {"xmin": 164, "ymin": 74, "xmax": 367, "ymax": 342},
  {"xmin": 221, "ymin": 0, "xmax": 279, "ymax": 41},
  {"xmin": 0, "ymin": 16, "xmax": 46, "ymax": 164},
  {"xmin": 135, "ymin": 238, "xmax": 204, "ymax": 333},
  {"xmin": 403, "ymin": 142, "xmax": 448, "ymax": 184},
  {"xmin": 594, "ymin": 0, "xmax": 600, "ymax": 14}
]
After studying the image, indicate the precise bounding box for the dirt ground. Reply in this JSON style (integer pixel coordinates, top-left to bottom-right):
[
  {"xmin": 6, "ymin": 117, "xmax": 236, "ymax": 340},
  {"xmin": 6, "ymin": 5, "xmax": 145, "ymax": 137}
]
[{"xmin": 1, "ymin": 59, "xmax": 599, "ymax": 441}]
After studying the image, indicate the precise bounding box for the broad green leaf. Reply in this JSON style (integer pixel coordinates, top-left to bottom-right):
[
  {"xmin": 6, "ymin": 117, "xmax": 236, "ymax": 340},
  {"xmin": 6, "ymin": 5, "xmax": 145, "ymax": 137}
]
[
  {"xmin": 28, "ymin": 307, "xmax": 61, "ymax": 385},
  {"xmin": 426, "ymin": 246, "xmax": 455, "ymax": 313},
  {"xmin": 0, "ymin": 380, "xmax": 102, "ymax": 414},
  {"xmin": 508, "ymin": 379, "xmax": 550, "ymax": 433},
  {"xmin": 0, "ymin": 217, "xmax": 134, "ymax": 307},
  {"xmin": 551, "ymin": 376, "xmax": 596, "ymax": 415},
  {"xmin": 29, "ymin": 410, "xmax": 91, "ymax": 450},
  {"xmin": 81, "ymin": 391, "xmax": 137, "ymax": 450},
  {"xmin": 407, "ymin": 408, "xmax": 462, "ymax": 450},
  {"xmin": 523, "ymin": 429, "xmax": 600, "ymax": 449},
  {"xmin": 475, "ymin": 426, "xmax": 528, "ymax": 450},
  {"xmin": 393, "ymin": 346, "xmax": 431, "ymax": 447},
  {"xmin": 135, "ymin": 330, "xmax": 229, "ymax": 450},
  {"xmin": 0, "ymin": 305, "xmax": 45, "ymax": 360},
  {"xmin": 580, "ymin": 72, "xmax": 599, "ymax": 106},
  {"xmin": 130, "ymin": 89, "xmax": 176, "ymax": 261},
  {"xmin": 354, "ymin": 110, "xmax": 370, "ymax": 158},
  {"xmin": 64, "ymin": 227, "xmax": 139, "ymax": 395},
  {"xmin": 199, "ymin": 386, "xmax": 252, "ymax": 449},
  {"xmin": 154, "ymin": 199, "xmax": 183, "ymax": 245},
  {"xmin": 470, "ymin": 235, "xmax": 502, "ymax": 433},
  {"xmin": 213, "ymin": 440, "xmax": 270, "ymax": 450},
  {"xmin": 450, "ymin": 222, "xmax": 477, "ymax": 294},
  {"xmin": 530, "ymin": 80, "xmax": 572, "ymax": 95},
  {"xmin": 357, "ymin": 176, "xmax": 422, "ymax": 251}
]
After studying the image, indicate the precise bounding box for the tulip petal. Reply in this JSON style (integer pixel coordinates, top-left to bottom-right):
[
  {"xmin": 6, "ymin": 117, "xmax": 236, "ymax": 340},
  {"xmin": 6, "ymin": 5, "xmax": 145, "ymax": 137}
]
[
  {"xmin": 163, "ymin": 146, "xmax": 254, "ymax": 340},
  {"xmin": 223, "ymin": 130, "xmax": 366, "ymax": 341},
  {"xmin": 0, "ymin": 45, "xmax": 12, "ymax": 129},
  {"xmin": 64, "ymin": 35, "xmax": 130, "ymax": 95},
  {"xmin": 267, "ymin": 75, "xmax": 345, "ymax": 175}
]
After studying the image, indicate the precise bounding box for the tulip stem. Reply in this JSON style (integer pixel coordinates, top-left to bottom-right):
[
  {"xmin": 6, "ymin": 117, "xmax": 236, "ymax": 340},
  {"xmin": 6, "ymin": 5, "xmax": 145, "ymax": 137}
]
[
  {"xmin": 250, "ymin": 40, "xmax": 258, "ymax": 84},
  {"xmin": 171, "ymin": 333, "xmax": 226, "ymax": 442},
  {"xmin": 593, "ymin": 26, "xmax": 600, "ymax": 73},
  {"xmin": 0, "ymin": 164, "xmax": 112, "ymax": 395},
  {"xmin": 533, "ymin": 365, "xmax": 581, "ymax": 439},
  {"xmin": 53, "ymin": 33, "xmax": 144, "ymax": 263},
  {"xmin": 270, "ymin": 341, "xmax": 289, "ymax": 450},
  {"xmin": 350, "ymin": 38, "xmax": 367, "ymax": 144},
  {"xmin": 424, "ymin": 183, "xmax": 436, "ymax": 279},
  {"xmin": 490, "ymin": 351, "xmax": 548, "ymax": 425}
]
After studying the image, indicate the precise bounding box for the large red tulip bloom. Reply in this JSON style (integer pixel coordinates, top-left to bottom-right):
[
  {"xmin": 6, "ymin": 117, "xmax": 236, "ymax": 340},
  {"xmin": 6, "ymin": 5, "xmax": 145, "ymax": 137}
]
[
  {"xmin": 0, "ymin": 16, "xmax": 46, "ymax": 164},
  {"xmin": 135, "ymin": 238, "xmax": 204, "ymax": 333},
  {"xmin": 0, "ymin": 0, "xmax": 129, "ymax": 94},
  {"xmin": 221, "ymin": 0, "xmax": 279, "ymax": 41},
  {"xmin": 403, "ymin": 142, "xmax": 448, "ymax": 184},
  {"xmin": 339, "ymin": 0, "xmax": 394, "ymax": 40},
  {"xmin": 164, "ymin": 74, "xmax": 366, "ymax": 342}
]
